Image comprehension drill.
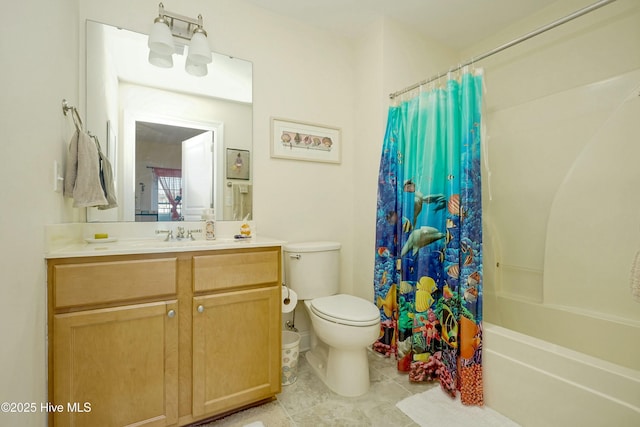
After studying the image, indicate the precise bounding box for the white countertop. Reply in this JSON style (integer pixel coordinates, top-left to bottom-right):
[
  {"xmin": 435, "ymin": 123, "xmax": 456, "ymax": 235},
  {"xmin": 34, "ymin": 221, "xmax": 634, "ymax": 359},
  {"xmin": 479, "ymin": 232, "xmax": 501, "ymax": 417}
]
[
  {"xmin": 45, "ymin": 235, "xmax": 285, "ymax": 258},
  {"xmin": 44, "ymin": 222, "xmax": 284, "ymax": 259}
]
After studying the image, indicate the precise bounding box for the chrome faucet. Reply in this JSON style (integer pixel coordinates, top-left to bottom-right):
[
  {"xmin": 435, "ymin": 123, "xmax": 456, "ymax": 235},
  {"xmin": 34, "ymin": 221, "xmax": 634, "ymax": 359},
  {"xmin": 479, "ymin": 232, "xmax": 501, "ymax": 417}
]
[
  {"xmin": 176, "ymin": 226, "xmax": 186, "ymax": 239},
  {"xmin": 155, "ymin": 229, "xmax": 173, "ymax": 241},
  {"xmin": 156, "ymin": 227, "xmax": 201, "ymax": 241},
  {"xmin": 187, "ymin": 229, "xmax": 202, "ymax": 241}
]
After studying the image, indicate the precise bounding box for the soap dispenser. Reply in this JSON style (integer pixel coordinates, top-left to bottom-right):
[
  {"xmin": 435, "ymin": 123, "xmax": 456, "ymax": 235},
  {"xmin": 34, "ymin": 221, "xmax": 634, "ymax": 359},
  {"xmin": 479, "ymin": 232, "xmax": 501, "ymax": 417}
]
[
  {"xmin": 202, "ymin": 208, "xmax": 216, "ymax": 240},
  {"xmin": 239, "ymin": 214, "xmax": 251, "ymax": 238}
]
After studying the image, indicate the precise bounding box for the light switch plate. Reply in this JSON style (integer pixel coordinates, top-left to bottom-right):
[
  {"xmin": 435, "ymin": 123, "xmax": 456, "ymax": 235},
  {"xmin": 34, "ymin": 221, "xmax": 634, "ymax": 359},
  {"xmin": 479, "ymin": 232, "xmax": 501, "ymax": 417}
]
[{"xmin": 53, "ymin": 160, "xmax": 64, "ymax": 193}]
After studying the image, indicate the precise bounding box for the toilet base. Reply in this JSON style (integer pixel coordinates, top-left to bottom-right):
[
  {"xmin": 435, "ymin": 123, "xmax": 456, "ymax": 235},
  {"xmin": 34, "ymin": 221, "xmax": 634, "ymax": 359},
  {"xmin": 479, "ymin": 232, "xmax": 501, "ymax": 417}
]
[{"xmin": 305, "ymin": 344, "xmax": 371, "ymax": 397}]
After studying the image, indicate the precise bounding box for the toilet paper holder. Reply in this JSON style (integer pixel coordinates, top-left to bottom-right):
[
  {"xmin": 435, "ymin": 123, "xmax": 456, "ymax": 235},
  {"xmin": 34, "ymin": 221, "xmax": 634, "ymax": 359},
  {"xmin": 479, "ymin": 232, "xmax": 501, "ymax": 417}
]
[
  {"xmin": 283, "ymin": 283, "xmax": 298, "ymax": 332},
  {"xmin": 281, "ymin": 283, "xmax": 299, "ymax": 317},
  {"xmin": 282, "ymin": 284, "xmax": 291, "ymax": 305}
]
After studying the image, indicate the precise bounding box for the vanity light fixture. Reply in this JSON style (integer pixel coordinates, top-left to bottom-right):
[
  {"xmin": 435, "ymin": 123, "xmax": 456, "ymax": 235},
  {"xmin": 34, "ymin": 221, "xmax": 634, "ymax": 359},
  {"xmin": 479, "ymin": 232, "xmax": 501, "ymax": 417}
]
[{"xmin": 147, "ymin": 2, "xmax": 213, "ymax": 76}]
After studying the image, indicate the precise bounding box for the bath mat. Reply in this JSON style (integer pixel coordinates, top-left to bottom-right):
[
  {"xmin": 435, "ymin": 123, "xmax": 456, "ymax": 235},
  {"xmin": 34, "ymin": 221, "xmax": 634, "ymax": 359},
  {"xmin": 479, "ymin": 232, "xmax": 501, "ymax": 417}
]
[
  {"xmin": 396, "ymin": 387, "xmax": 520, "ymax": 427},
  {"xmin": 197, "ymin": 401, "xmax": 290, "ymax": 426}
]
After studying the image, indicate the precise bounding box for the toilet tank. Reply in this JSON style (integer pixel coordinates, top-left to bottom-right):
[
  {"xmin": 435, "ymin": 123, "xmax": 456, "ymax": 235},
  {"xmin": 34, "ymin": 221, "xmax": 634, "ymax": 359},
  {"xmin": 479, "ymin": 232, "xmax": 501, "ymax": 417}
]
[{"xmin": 283, "ymin": 241, "xmax": 341, "ymax": 299}]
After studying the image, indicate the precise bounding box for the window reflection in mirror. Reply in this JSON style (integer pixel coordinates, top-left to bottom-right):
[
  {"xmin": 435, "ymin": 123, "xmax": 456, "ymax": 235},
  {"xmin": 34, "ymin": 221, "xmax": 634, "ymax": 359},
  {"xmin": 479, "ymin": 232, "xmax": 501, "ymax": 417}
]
[{"xmin": 85, "ymin": 20, "xmax": 252, "ymax": 222}]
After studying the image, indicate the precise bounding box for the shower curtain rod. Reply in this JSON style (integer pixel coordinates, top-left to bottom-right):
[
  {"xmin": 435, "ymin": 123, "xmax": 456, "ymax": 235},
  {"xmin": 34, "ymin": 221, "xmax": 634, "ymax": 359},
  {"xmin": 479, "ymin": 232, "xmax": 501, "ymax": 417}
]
[{"xmin": 389, "ymin": 0, "xmax": 617, "ymax": 99}]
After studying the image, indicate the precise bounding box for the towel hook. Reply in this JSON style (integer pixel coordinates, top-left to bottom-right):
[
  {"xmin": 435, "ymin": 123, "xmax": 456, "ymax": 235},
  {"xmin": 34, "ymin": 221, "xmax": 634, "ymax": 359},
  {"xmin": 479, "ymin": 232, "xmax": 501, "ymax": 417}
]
[{"xmin": 62, "ymin": 99, "xmax": 84, "ymax": 131}]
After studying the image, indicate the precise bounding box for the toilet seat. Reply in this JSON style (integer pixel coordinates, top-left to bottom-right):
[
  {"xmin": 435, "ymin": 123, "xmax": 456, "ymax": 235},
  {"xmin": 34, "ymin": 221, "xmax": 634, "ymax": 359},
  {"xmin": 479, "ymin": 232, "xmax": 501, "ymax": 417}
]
[{"xmin": 309, "ymin": 294, "xmax": 380, "ymax": 327}]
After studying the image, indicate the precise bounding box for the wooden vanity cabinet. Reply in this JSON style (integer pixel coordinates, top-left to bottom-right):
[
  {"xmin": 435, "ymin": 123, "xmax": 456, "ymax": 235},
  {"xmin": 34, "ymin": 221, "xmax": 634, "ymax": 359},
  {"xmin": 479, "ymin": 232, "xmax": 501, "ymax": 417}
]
[{"xmin": 47, "ymin": 246, "xmax": 282, "ymax": 427}]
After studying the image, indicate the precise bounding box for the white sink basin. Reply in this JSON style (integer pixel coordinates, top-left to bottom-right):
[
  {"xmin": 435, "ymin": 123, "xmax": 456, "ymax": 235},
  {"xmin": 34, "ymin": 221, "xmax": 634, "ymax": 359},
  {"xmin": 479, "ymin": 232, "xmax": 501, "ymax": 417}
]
[{"xmin": 119, "ymin": 237, "xmax": 236, "ymax": 249}]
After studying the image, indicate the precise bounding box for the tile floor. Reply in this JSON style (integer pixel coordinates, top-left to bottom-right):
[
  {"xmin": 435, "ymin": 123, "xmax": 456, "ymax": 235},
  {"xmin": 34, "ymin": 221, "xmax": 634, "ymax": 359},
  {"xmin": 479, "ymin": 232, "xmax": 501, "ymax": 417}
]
[{"xmin": 202, "ymin": 349, "xmax": 436, "ymax": 426}]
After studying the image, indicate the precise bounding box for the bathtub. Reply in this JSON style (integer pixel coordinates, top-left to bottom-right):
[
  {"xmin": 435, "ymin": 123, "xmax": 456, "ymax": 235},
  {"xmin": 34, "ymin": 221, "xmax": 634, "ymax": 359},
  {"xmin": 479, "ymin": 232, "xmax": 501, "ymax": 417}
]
[
  {"xmin": 480, "ymin": 73, "xmax": 640, "ymax": 425},
  {"xmin": 484, "ymin": 322, "xmax": 640, "ymax": 427}
]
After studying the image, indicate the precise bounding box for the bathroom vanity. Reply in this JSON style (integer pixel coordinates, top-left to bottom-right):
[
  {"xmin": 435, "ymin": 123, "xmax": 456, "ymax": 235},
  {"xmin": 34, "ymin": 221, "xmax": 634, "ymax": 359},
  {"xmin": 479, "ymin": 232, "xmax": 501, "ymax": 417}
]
[{"xmin": 46, "ymin": 236, "xmax": 282, "ymax": 426}]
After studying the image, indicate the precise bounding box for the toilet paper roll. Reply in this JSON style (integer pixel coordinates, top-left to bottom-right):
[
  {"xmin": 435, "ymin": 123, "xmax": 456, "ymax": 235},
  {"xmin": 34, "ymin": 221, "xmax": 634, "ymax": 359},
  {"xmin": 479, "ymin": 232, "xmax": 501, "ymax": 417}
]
[{"xmin": 281, "ymin": 286, "xmax": 298, "ymax": 313}]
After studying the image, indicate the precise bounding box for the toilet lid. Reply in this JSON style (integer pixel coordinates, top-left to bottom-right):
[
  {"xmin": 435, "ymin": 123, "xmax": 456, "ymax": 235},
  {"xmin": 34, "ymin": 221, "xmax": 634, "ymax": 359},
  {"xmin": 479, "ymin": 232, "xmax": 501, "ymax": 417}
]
[{"xmin": 310, "ymin": 294, "xmax": 380, "ymax": 327}]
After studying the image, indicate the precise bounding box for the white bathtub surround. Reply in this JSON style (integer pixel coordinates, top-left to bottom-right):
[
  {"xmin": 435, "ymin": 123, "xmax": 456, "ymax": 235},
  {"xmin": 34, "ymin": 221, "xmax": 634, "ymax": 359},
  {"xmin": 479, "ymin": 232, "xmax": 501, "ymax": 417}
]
[
  {"xmin": 481, "ymin": 64, "xmax": 640, "ymax": 426},
  {"xmin": 483, "ymin": 323, "xmax": 640, "ymax": 427}
]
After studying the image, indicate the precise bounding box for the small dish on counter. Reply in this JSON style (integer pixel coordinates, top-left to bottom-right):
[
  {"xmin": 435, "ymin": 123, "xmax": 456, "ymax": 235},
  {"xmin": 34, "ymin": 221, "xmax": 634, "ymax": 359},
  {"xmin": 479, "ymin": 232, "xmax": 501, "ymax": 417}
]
[{"xmin": 84, "ymin": 237, "xmax": 118, "ymax": 244}]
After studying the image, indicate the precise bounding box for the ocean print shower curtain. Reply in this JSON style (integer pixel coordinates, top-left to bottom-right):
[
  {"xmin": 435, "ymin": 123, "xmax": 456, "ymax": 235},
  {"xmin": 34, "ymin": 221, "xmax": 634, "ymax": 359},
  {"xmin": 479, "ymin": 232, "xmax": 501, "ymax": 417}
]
[{"xmin": 373, "ymin": 70, "xmax": 484, "ymax": 406}]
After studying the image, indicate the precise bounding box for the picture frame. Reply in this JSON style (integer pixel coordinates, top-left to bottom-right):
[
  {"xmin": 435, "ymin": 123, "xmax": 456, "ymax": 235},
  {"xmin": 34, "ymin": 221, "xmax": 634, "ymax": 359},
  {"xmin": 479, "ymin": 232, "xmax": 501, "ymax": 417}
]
[
  {"xmin": 270, "ymin": 117, "xmax": 341, "ymax": 164},
  {"xmin": 226, "ymin": 148, "xmax": 251, "ymax": 180}
]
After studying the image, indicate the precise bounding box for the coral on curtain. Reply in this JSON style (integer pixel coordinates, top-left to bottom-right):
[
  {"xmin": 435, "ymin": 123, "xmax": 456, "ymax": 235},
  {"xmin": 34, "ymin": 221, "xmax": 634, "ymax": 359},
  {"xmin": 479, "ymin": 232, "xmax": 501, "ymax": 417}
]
[
  {"xmin": 152, "ymin": 167, "xmax": 182, "ymax": 221},
  {"xmin": 373, "ymin": 70, "xmax": 484, "ymax": 405}
]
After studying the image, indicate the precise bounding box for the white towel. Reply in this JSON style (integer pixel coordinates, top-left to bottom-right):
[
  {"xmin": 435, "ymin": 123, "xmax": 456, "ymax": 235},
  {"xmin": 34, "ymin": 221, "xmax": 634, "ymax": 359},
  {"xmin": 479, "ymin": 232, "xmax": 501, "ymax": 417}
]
[
  {"xmin": 232, "ymin": 183, "xmax": 252, "ymax": 220},
  {"xmin": 64, "ymin": 129, "xmax": 108, "ymax": 208},
  {"xmin": 97, "ymin": 144, "xmax": 118, "ymax": 210}
]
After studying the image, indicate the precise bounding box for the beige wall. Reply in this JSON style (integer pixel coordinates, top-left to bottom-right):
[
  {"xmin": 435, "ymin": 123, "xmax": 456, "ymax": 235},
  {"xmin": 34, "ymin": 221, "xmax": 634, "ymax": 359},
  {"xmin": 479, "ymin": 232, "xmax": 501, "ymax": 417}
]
[
  {"xmin": 0, "ymin": 0, "xmax": 78, "ymax": 425},
  {"xmin": 0, "ymin": 0, "xmax": 78, "ymax": 426}
]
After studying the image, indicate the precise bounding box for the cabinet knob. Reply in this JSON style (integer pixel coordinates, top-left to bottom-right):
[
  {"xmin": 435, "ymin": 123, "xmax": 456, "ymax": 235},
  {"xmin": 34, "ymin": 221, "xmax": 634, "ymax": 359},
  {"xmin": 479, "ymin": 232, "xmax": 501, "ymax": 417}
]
[
  {"xmin": 167, "ymin": 309, "xmax": 176, "ymax": 318},
  {"xmin": 197, "ymin": 305, "xmax": 205, "ymax": 313}
]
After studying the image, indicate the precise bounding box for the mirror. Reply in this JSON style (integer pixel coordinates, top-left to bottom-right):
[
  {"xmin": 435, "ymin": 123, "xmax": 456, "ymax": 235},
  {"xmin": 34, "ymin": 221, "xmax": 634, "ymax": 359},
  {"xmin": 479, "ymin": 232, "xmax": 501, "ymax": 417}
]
[{"xmin": 85, "ymin": 20, "xmax": 253, "ymax": 222}]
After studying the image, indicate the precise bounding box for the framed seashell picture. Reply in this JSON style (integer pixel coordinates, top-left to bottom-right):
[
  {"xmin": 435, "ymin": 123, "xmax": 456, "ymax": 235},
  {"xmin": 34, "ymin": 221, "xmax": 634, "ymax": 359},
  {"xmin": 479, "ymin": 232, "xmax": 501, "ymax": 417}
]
[
  {"xmin": 226, "ymin": 148, "xmax": 251, "ymax": 180},
  {"xmin": 270, "ymin": 117, "xmax": 341, "ymax": 163}
]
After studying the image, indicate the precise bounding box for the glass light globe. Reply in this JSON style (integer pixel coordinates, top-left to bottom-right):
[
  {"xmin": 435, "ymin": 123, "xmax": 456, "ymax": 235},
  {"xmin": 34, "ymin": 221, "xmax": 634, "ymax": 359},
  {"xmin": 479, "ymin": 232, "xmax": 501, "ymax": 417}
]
[
  {"xmin": 185, "ymin": 58, "xmax": 208, "ymax": 77},
  {"xmin": 148, "ymin": 18, "xmax": 175, "ymax": 56},
  {"xmin": 148, "ymin": 50, "xmax": 173, "ymax": 68},
  {"xmin": 187, "ymin": 30, "xmax": 212, "ymax": 65}
]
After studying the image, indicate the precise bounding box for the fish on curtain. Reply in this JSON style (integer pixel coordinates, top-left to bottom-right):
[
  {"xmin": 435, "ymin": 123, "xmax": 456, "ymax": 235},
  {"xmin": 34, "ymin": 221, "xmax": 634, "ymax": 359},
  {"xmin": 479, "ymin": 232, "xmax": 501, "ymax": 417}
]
[{"xmin": 373, "ymin": 70, "xmax": 484, "ymax": 406}]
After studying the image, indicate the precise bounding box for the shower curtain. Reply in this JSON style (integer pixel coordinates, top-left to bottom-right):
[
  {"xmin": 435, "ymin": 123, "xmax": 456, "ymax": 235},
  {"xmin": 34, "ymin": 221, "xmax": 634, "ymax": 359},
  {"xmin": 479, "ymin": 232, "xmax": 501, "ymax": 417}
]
[{"xmin": 373, "ymin": 70, "xmax": 484, "ymax": 406}]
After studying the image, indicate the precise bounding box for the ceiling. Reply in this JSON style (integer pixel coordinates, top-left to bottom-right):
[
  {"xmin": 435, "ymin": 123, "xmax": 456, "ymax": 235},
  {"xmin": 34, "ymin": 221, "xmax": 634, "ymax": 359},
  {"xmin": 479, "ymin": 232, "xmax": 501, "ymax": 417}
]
[
  {"xmin": 242, "ymin": 0, "xmax": 559, "ymax": 49},
  {"xmin": 136, "ymin": 121, "xmax": 206, "ymax": 147}
]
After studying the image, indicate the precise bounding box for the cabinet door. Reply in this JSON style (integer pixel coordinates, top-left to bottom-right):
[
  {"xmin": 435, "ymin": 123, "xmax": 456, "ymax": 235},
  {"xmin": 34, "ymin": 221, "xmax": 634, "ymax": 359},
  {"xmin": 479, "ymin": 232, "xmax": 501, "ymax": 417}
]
[
  {"xmin": 192, "ymin": 286, "xmax": 281, "ymax": 417},
  {"xmin": 53, "ymin": 301, "xmax": 179, "ymax": 427}
]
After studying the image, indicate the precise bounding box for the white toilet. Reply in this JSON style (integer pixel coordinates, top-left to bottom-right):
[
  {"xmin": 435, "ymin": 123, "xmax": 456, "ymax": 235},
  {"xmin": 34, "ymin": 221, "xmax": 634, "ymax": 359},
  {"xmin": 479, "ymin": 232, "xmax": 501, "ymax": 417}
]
[{"xmin": 283, "ymin": 241, "xmax": 380, "ymax": 397}]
